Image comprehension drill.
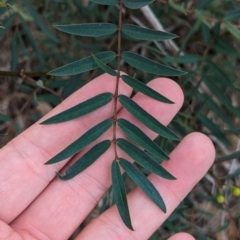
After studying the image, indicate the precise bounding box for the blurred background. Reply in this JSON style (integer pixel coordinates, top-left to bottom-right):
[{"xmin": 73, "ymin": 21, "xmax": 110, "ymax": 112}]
[{"xmin": 0, "ymin": 0, "xmax": 240, "ymax": 239}]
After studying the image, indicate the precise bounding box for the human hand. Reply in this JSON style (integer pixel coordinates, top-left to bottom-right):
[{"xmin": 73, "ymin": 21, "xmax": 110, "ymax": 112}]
[{"xmin": 0, "ymin": 74, "xmax": 215, "ymax": 240}]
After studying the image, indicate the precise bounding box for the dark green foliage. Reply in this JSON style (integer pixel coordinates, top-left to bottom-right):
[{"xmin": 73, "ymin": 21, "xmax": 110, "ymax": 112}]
[
  {"xmin": 93, "ymin": 54, "xmax": 117, "ymax": 76},
  {"xmin": 119, "ymin": 158, "xmax": 166, "ymax": 212},
  {"xmin": 22, "ymin": 0, "xmax": 59, "ymax": 42},
  {"xmin": 54, "ymin": 23, "xmax": 117, "ymax": 37},
  {"xmin": 90, "ymin": 0, "xmax": 117, "ymax": 5},
  {"xmin": 119, "ymin": 95, "xmax": 180, "ymax": 140},
  {"xmin": 45, "ymin": 119, "xmax": 113, "ymax": 164},
  {"xmin": 41, "ymin": 93, "xmax": 113, "ymax": 124},
  {"xmin": 1, "ymin": 0, "xmax": 240, "ymax": 236},
  {"xmin": 112, "ymin": 161, "xmax": 133, "ymax": 230},
  {"xmin": 216, "ymin": 151, "xmax": 240, "ymax": 162},
  {"xmin": 48, "ymin": 51, "xmax": 116, "ymax": 76},
  {"xmin": 121, "ymin": 75, "xmax": 174, "ymax": 104},
  {"xmin": 0, "ymin": 114, "xmax": 11, "ymax": 122},
  {"xmin": 57, "ymin": 140, "xmax": 111, "ymax": 180},
  {"xmin": 122, "ymin": 24, "xmax": 177, "ymax": 41},
  {"xmin": 117, "ymin": 138, "xmax": 175, "ymax": 180},
  {"xmin": 117, "ymin": 118, "xmax": 169, "ymax": 160},
  {"xmin": 122, "ymin": 51, "xmax": 186, "ymax": 76},
  {"xmin": 123, "ymin": 0, "xmax": 154, "ymax": 9}
]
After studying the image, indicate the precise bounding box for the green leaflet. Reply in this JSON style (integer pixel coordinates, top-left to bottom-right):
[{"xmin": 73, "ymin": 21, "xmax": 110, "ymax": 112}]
[
  {"xmin": 198, "ymin": 94, "xmax": 234, "ymax": 128},
  {"xmin": 224, "ymin": 10, "xmax": 240, "ymax": 21},
  {"xmin": 216, "ymin": 150, "xmax": 240, "ymax": 162},
  {"xmin": 0, "ymin": 113, "xmax": 11, "ymax": 122},
  {"xmin": 216, "ymin": 221, "xmax": 231, "ymax": 232},
  {"xmin": 196, "ymin": 0, "xmax": 214, "ymax": 9},
  {"xmin": 22, "ymin": 0, "xmax": 59, "ymax": 42},
  {"xmin": 112, "ymin": 161, "xmax": 133, "ymax": 230},
  {"xmin": 117, "ymin": 118, "xmax": 169, "ymax": 160},
  {"xmin": 54, "ymin": 23, "xmax": 117, "ymax": 37},
  {"xmin": 122, "ymin": 52, "xmax": 186, "ymax": 76},
  {"xmin": 122, "ymin": 24, "xmax": 177, "ymax": 41},
  {"xmin": 224, "ymin": 128, "xmax": 240, "ymax": 134},
  {"xmin": 41, "ymin": 93, "xmax": 113, "ymax": 124},
  {"xmin": 45, "ymin": 119, "xmax": 113, "ymax": 164},
  {"xmin": 219, "ymin": 168, "xmax": 240, "ymax": 180},
  {"xmin": 90, "ymin": 0, "xmax": 118, "ymax": 5},
  {"xmin": 117, "ymin": 138, "xmax": 175, "ymax": 180},
  {"xmin": 123, "ymin": 0, "xmax": 154, "ymax": 9},
  {"xmin": 223, "ymin": 20, "xmax": 240, "ymax": 41},
  {"xmin": 92, "ymin": 54, "xmax": 117, "ymax": 76},
  {"xmin": 196, "ymin": 113, "xmax": 229, "ymax": 146},
  {"xmin": 57, "ymin": 140, "xmax": 111, "ymax": 180},
  {"xmin": 118, "ymin": 95, "xmax": 180, "ymax": 141},
  {"xmin": 48, "ymin": 51, "xmax": 116, "ymax": 76},
  {"xmin": 119, "ymin": 158, "xmax": 166, "ymax": 213},
  {"xmin": 121, "ymin": 75, "xmax": 174, "ymax": 104}
]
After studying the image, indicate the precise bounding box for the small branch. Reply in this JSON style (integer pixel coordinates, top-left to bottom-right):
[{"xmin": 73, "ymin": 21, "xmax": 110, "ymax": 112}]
[
  {"xmin": 0, "ymin": 70, "xmax": 47, "ymax": 77},
  {"xmin": 24, "ymin": 76, "xmax": 62, "ymax": 99},
  {"xmin": 0, "ymin": 70, "xmax": 62, "ymax": 99}
]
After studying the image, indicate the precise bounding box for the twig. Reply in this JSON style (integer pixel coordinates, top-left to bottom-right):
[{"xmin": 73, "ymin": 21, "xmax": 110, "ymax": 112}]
[{"xmin": 0, "ymin": 70, "xmax": 47, "ymax": 77}]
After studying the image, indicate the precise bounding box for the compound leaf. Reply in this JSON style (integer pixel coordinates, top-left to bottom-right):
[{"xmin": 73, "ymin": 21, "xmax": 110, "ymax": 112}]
[
  {"xmin": 118, "ymin": 118, "xmax": 169, "ymax": 160},
  {"xmin": 48, "ymin": 51, "xmax": 116, "ymax": 76},
  {"xmin": 117, "ymin": 138, "xmax": 175, "ymax": 180},
  {"xmin": 54, "ymin": 23, "xmax": 117, "ymax": 37},
  {"xmin": 121, "ymin": 75, "xmax": 174, "ymax": 104},
  {"xmin": 45, "ymin": 119, "xmax": 113, "ymax": 164},
  {"xmin": 119, "ymin": 158, "xmax": 166, "ymax": 212},
  {"xmin": 119, "ymin": 95, "xmax": 180, "ymax": 140},
  {"xmin": 90, "ymin": 0, "xmax": 118, "ymax": 5},
  {"xmin": 122, "ymin": 24, "xmax": 177, "ymax": 41},
  {"xmin": 57, "ymin": 140, "xmax": 111, "ymax": 180},
  {"xmin": 41, "ymin": 93, "xmax": 113, "ymax": 124},
  {"xmin": 93, "ymin": 54, "xmax": 117, "ymax": 76},
  {"xmin": 112, "ymin": 161, "xmax": 133, "ymax": 230},
  {"xmin": 123, "ymin": 0, "xmax": 154, "ymax": 9},
  {"xmin": 122, "ymin": 52, "xmax": 186, "ymax": 76}
]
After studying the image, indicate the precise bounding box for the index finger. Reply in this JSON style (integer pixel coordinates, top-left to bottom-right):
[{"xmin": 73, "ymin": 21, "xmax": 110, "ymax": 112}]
[{"xmin": 0, "ymin": 73, "xmax": 132, "ymax": 223}]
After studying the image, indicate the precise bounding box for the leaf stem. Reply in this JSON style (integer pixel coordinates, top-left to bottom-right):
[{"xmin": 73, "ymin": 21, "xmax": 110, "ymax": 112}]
[{"xmin": 113, "ymin": 0, "xmax": 123, "ymax": 159}]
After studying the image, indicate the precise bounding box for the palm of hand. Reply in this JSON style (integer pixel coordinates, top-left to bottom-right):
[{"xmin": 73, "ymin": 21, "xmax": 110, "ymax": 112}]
[{"xmin": 0, "ymin": 74, "xmax": 214, "ymax": 240}]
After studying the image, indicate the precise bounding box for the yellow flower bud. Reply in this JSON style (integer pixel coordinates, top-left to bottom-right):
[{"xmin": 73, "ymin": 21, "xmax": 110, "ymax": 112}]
[
  {"xmin": 216, "ymin": 194, "xmax": 225, "ymax": 204},
  {"xmin": 232, "ymin": 187, "xmax": 240, "ymax": 197}
]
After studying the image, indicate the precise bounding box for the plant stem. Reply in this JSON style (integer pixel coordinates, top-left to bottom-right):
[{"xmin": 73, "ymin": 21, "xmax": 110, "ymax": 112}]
[
  {"xmin": 0, "ymin": 70, "xmax": 47, "ymax": 77},
  {"xmin": 113, "ymin": 0, "xmax": 123, "ymax": 159}
]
